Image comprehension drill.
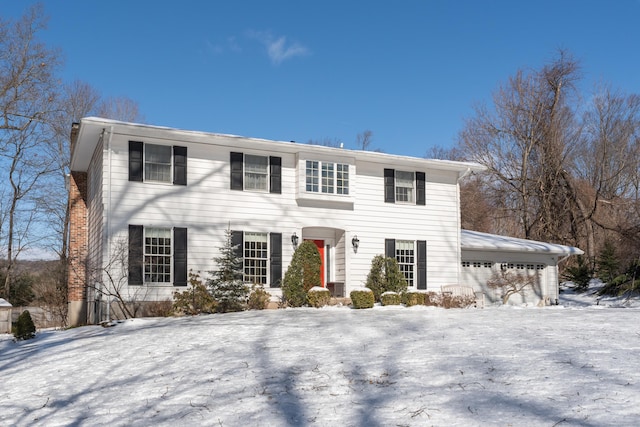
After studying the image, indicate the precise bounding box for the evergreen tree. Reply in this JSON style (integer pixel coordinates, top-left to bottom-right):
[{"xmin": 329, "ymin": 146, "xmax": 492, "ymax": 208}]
[
  {"xmin": 14, "ymin": 310, "xmax": 36, "ymax": 340},
  {"xmin": 365, "ymin": 255, "xmax": 408, "ymax": 302},
  {"xmin": 597, "ymin": 240, "xmax": 619, "ymax": 285},
  {"xmin": 282, "ymin": 240, "xmax": 321, "ymax": 307},
  {"xmin": 207, "ymin": 227, "xmax": 248, "ymax": 313}
]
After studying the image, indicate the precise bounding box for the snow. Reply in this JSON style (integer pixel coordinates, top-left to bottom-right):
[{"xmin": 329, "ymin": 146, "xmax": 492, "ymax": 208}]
[
  {"xmin": 2, "ymin": 287, "xmax": 640, "ymax": 426},
  {"xmin": 461, "ymin": 230, "xmax": 584, "ymax": 256}
]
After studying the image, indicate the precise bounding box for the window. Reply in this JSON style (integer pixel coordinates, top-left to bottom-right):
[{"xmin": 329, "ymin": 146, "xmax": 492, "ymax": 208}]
[
  {"xmin": 128, "ymin": 225, "xmax": 187, "ymax": 286},
  {"xmin": 129, "ymin": 141, "xmax": 187, "ymax": 185},
  {"xmin": 462, "ymin": 261, "xmax": 471, "ymax": 268},
  {"xmin": 306, "ymin": 161, "xmax": 319, "ymax": 192},
  {"xmin": 386, "ymin": 238, "xmax": 426, "ymax": 289},
  {"xmin": 395, "ymin": 171, "xmax": 415, "ymax": 203},
  {"xmin": 145, "ymin": 145, "xmax": 172, "ymax": 182},
  {"xmin": 396, "ymin": 240, "xmax": 415, "ymax": 287},
  {"xmin": 144, "ymin": 228, "xmax": 172, "ymax": 283},
  {"xmin": 337, "ymin": 163, "xmax": 349, "ymax": 195},
  {"xmin": 384, "ymin": 169, "xmax": 425, "ymax": 205},
  {"xmin": 244, "ymin": 232, "xmax": 268, "ymax": 285},
  {"xmin": 245, "ymin": 155, "xmax": 268, "ymax": 191},
  {"xmin": 230, "ymin": 152, "xmax": 281, "ymax": 193},
  {"xmin": 305, "ymin": 160, "xmax": 349, "ymax": 195}
]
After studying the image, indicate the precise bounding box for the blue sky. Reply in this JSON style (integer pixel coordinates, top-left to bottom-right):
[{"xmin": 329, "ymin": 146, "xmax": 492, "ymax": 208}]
[{"xmin": 4, "ymin": 1, "xmax": 640, "ymax": 157}]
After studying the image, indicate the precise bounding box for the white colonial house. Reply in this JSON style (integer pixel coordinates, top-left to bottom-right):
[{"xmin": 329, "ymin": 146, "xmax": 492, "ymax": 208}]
[{"xmin": 67, "ymin": 117, "xmax": 582, "ymax": 325}]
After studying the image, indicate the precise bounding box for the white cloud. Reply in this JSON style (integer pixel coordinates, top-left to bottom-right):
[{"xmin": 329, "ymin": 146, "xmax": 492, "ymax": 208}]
[{"xmin": 249, "ymin": 31, "xmax": 309, "ymax": 65}]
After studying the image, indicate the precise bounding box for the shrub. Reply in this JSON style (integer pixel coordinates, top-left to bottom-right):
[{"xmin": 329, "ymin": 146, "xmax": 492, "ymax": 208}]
[
  {"xmin": 563, "ymin": 255, "xmax": 592, "ymax": 292},
  {"xmin": 173, "ymin": 270, "xmax": 217, "ymax": 315},
  {"xmin": 282, "ymin": 240, "xmax": 322, "ymax": 307},
  {"xmin": 350, "ymin": 289, "xmax": 374, "ymax": 309},
  {"xmin": 308, "ymin": 287, "xmax": 331, "ymax": 308},
  {"xmin": 365, "ymin": 255, "xmax": 408, "ymax": 302},
  {"xmin": 424, "ymin": 292, "xmax": 442, "ymax": 306},
  {"xmin": 381, "ymin": 291, "xmax": 401, "ymax": 306},
  {"xmin": 146, "ymin": 299, "xmax": 173, "ymax": 317},
  {"xmin": 13, "ymin": 310, "xmax": 36, "ymax": 341},
  {"xmin": 208, "ymin": 228, "xmax": 249, "ymax": 313},
  {"xmin": 402, "ymin": 291, "xmax": 425, "ymax": 307},
  {"xmin": 443, "ymin": 294, "xmax": 477, "ymax": 309},
  {"xmin": 247, "ymin": 284, "xmax": 271, "ymax": 310}
]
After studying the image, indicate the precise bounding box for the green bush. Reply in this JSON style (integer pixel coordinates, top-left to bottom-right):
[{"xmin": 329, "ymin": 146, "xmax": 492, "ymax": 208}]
[
  {"xmin": 381, "ymin": 291, "xmax": 401, "ymax": 306},
  {"xmin": 365, "ymin": 255, "xmax": 408, "ymax": 302},
  {"xmin": 13, "ymin": 310, "xmax": 36, "ymax": 341},
  {"xmin": 401, "ymin": 291, "xmax": 425, "ymax": 307},
  {"xmin": 350, "ymin": 289, "xmax": 374, "ymax": 309},
  {"xmin": 247, "ymin": 284, "xmax": 271, "ymax": 310},
  {"xmin": 307, "ymin": 287, "xmax": 331, "ymax": 308},
  {"xmin": 563, "ymin": 255, "xmax": 592, "ymax": 292},
  {"xmin": 282, "ymin": 240, "xmax": 322, "ymax": 307}
]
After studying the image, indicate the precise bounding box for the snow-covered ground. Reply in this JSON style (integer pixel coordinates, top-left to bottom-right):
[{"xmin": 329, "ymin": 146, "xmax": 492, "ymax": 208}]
[{"xmin": 2, "ymin": 286, "xmax": 640, "ymax": 426}]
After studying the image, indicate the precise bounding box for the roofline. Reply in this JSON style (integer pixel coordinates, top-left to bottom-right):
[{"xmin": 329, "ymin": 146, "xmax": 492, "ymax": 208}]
[
  {"xmin": 460, "ymin": 229, "xmax": 584, "ymax": 256},
  {"xmin": 70, "ymin": 117, "xmax": 487, "ymax": 174}
]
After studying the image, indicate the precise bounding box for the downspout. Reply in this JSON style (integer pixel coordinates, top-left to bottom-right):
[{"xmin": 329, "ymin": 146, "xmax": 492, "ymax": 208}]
[
  {"xmin": 104, "ymin": 126, "xmax": 115, "ymax": 323},
  {"xmin": 455, "ymin": 168, "xmax": 472, "ymax": 286}
]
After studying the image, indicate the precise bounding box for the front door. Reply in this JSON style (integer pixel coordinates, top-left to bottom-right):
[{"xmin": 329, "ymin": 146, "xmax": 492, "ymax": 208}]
[{"xmin": 311, "ymin": 239, "xmax": 325, "ymax": 287}]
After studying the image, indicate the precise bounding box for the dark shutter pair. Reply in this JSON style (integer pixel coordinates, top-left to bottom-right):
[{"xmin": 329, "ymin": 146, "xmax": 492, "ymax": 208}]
[
  {"xmin": 129, "ymin": 141, "xmax": 187, "ymax": 185},
  {"xmin": 230, "ymin": 152, "xmax": 281, "ymax": 193},
  {"xmin": 385, "ymin": 238, "xmax": 427, "ymax": 290},
  {"xmin": 231, "ymin": 230, "xmax": 282, "ymax": 288},
  {"xmin": 383, "ymin": 168, "xmax": 425, "ymax": 205},
  {"xmin": 128, "ymin": 225, "xmax": 187, "ymax": 286}
]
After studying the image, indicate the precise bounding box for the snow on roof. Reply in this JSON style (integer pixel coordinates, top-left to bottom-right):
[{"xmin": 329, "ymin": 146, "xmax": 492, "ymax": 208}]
[
  {"xmin": 0, "ymin": 298, "xmax": 12, "ymax": 307},
  {"xmin": 461, "ymin": 230, "xmax": 584, "ymax": 256}
]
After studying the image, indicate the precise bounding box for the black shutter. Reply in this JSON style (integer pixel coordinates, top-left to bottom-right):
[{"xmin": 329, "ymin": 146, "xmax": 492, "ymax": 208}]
[
  {"xmin": 129, "ymin": 141, "xmax": 143, "ymax": 182},
  {"xmin": 230, "ymin": 152, "xmax": 244, "ymax": 190},
  {"xmin": 385, "ymin": 238, "xmax": 396, "ymax": 258},
  {"xmin": 231, "ymin": 230, "xmax": 244, "ymax": 262},
  {"xmin": 384, "ymin": 168, "xmax": 395, "ymax": 203},
  {"xmin": 416, "ymin": 171, "xmax": 425, "ymax": 206},
  {"xmin": 269, "ymin": 156, "xmax": 282, "ymax": 194},
  {"xmin": 173, "ymin": 227, "xmax": 187, "ymax": 286},
  {"xmin": 417, "ymin": 240, "xmax": 427, "ymax": 290},
  {"xmin": 270, "ymin": 233, "xmax": 282, "ymax": 287},
  {"xmin": 128, "ymin": 225, "xmax": 143, "ymax": 285},
  {"xmin": 173, "ymin": 146, "xmax": 187, "ymax": 186}
]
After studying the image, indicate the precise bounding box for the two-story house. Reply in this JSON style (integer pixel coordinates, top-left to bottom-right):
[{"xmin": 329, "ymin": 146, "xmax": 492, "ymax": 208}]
[{"xmin": 67, "ymin": 118, "xmax": 581, "ymax": 325}]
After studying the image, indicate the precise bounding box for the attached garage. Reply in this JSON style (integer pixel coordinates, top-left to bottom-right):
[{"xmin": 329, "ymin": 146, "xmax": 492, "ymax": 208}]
[{"xmin": 460, "ymin": 230, "xmax": 583, "ymax": 306}]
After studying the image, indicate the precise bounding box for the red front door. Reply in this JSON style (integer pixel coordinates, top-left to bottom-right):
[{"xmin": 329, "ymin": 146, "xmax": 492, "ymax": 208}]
[{"xmin": 311, "ymin": 239, "xmax": 325, "ymax": 287}]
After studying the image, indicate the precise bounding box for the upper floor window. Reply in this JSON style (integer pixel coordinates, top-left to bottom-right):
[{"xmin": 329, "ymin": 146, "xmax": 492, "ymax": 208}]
[
  {"xmin": 306, "ymin": 160, "xmax": 349, "ymax": 195},
  {"xmin": 129, "ymin": 141, "xmax": 187, "ymax": 185},
  {"xmin": 384, "ymin": 168, "xmax": 425, "ymax": 205},
  {"xmin": 231, "ymin": 152, "xmax": 281, "ymax": 193},
  {"xmin": 395, "ymin": 171, "xmax": 414, "ymax": 203}
]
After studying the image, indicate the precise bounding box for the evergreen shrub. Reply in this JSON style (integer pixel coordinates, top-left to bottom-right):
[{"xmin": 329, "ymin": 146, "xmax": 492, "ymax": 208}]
[
  {"xmin": 282, "ymin": 240, "xmax": 321, "ymax": 307},
  {"xmin": 365, "ymin": 255, "xmax": 408, "ymax": 302},
  {"xmin": 381, "ymin": 291, "xmax": 401, "ymax": 306},
  {"xmin": 307, "ymin": 287, "xmax": 331, "ymax": 308},
  {"xmin": 350, "ymin": 289, "xmax": 374, "ymax": 309},
  {"xmin": 13, "ymin": 310, "xmax": 36, "ymax": 341},
  {"xmin": 208, "ymin": 228, "xmax": 249, "ymax": 313}
]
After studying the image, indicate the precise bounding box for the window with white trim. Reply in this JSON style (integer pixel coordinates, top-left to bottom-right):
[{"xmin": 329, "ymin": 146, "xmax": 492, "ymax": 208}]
[
  {"xmin": 395, "ymin": 171, "xmax": 415, "ymax": 203},
  {"xmin": 145, "ymin": 144, "xmax": 172, "ymax": 183},
  {"xmin": 144, "ymin": 227, "xmax": 172, "ymax": 283},
  {"xmin": 244, "ymin": 232, "xmax": 268, "ymax": 285},
  {"xmin": 306, "ymin": 160, "xmax": 349, "ymax": 195},
  {"xmin": 396, "ymin": 240, "xmax": 415, "ymax": 287},
  {"xmin": 244, "ymin": 155, "xmax": 269, "ymax": 191}
]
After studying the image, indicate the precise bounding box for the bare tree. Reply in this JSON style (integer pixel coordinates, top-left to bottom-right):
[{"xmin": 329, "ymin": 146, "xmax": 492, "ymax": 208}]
[
  {"xmin": 307, "ymin": 137, "xmax": 343, "ymax": 148},
  {"xmin": 486, "ymin": 268, "xmax": 539, "ymax": 305},
  {"xmin": 356, "ymin": 130, "xmax": 373, "ymax": 150},
  {"xmin": 459, "ymin": 51, "xmax": 582, "ymax": 245},
  {"xmin": 0, "ymin": 5, "xmax": 60, "ymax": 299}
]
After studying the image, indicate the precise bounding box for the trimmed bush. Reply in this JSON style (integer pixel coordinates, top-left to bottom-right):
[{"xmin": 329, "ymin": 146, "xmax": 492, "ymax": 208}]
[
  {"xmin": 308, "ymin": 287, "xmax": 331, "ymax": 308},
  {"xmin": 350, "ymin": 289, "xmax": 374, "ymax": 309},
  {"xmin": 381, "ymin": 291, "xmax": 401, "ymax": 306},
  {"xmin": 365, "ymin": 255, "xmax": 408, "ymax": 302},
  {"xmin": 13, "ymin": 310, "xmax": 36, "ymax": 341},
  {"xmin": 282, "ymin": 240, "xmax": 322, "ymax": 307},
  {"xmin": 247, "ymin": 284, "xmax": 271, "ymax": 310},
  {"xmin": 401, "ymin": 291, "xmax": 425, "ymax": 307}
]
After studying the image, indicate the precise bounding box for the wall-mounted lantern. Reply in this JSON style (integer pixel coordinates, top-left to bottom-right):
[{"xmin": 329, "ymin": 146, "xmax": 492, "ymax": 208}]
[
  {"xmin": 351, "ymin": 235, "xmax": 360, "ymax": 253},
  {"xmin": 291, "ymin": 232, "xmax": 299, "ymax": 248}
]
